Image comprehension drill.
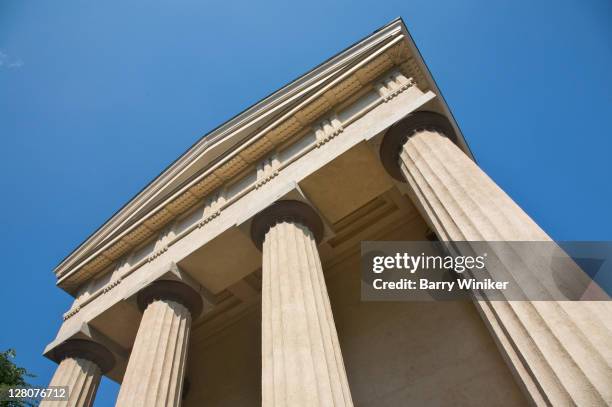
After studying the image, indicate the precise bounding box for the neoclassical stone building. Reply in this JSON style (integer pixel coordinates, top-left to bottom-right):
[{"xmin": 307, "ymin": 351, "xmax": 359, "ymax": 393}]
[{"xmin": 42, "ymin": 18, "xmax": 611, "ymax": 407}]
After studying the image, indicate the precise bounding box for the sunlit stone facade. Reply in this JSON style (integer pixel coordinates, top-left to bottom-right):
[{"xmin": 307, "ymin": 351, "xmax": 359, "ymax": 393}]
[{"xmin": 43, "ymin": 19, "xmax": 612, "ymax": 406}]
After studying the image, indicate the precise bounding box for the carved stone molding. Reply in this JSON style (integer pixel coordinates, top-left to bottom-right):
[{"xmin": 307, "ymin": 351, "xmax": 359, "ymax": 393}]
[
  {"xmin": 46, "ymin": 339, "xmax": 115, "ymax": 374},
  {"xmin": 379, "ymin": 110, "xmax": 458, "ymax": 181},
  {"xmin": 102, "ymin": 278, "xmax": 122, "ymax": 293},
  {"xmin": 198, "ymin": 190, "xmax": 225, "ymax": 226},
  {"xmin": 256, "ymin": 154, "xmax": 280, "ymax": 188},
  {"xmin": 147, "ymin": 246, "xmax": 168, "ymax": 262},
  {"xmin": 56, "ymin": 29, "xmax": 417, "ymax": 292},
  {"xmin": 63, "ymin": 306, "xmax": 81, "ymax": 321},
  {"xmin": 60, "ymin": 75, "xmax": 425, "ymax": 322},
  {"xmin": 376, "ymin": 70, "xmax": 416, "ymax": 102},
  {"xmin": 197, "ymin": 211, "xmax": 220, "ymax": 227},
  {"xmin": 315, "ymin": 114, "xmax": 343, "ymax": 147},
  {"xmin": 137, "ymin": 280, "xmax": 204, "ymax": 319},
  {"xmin": 250, "ymin": 200, "xmax": 324, "ymax": 250}
]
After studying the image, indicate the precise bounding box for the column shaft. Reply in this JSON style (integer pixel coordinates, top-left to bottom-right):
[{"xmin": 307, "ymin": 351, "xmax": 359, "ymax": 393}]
[
  {"xmin": 397, "ymin": 127, "xmax": 612, "ymax": 405},
  {"xmin": 262, "ymin": 220, "xmax": 353, "ymax": 406},
  {"xmin": 40, "ymin": 357, "xmax": 100, "ymax": 407},
  {"xmin": 115, "ymin": 299, "xmax": 191, "ymax": 407}
]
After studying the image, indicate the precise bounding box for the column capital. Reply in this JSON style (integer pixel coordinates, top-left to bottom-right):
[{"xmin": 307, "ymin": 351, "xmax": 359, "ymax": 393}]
[
  {"xmin": 137, "ymin": 280, "xmax": 203, "ymax": 318},
  {"xmin": 380, "ymin": 110, "xmax": 457, "ymax": 181},
  {"xmin": 47, "ymin": 339, "xmax": 115, "ymax": 374},
  {"xmin": 250, "ymin": 200, "xmax": 324, "ymax": 250}
]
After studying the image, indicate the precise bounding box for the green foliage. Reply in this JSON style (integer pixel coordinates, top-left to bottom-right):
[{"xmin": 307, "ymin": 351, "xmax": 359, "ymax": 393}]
[{"xmin": 0, "ymin": 349, "xmax": 37, "ymax": 407}]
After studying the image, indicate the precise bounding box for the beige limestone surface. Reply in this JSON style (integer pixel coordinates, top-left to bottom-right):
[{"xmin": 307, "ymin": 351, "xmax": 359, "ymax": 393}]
[
  {"xmin": 182, "ymin": 213, "xmax": 526, "ymax": 407},
  {"xmin": 396, "ymin": 127, "xmax": 612, "ymax": 405},
  {"xmin": 115, "ymin": 299, "xmax": 191, "ymax": 407},
  {"xmin": 39, "ymin": 357, "xmax": 100, "ymax": 407},
  {"xmin": 40, "ymin": 17, "xmax": 612, "ymax": 407},
  {"xmin": 261, "ymin": 220, "xmax": 353, "ymax": 406}
]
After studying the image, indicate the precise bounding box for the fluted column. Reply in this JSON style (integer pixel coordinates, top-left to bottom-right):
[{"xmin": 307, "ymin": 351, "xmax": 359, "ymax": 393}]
[
  {"xmin": 380, "ymin": 111, "xmax": 612, "ymax": 406},
  {"xmin": 115, "ymin": 280, "xmax": 202, "ymax": 407},
  {"xmin": 41, "ymin": 339, "xmax": 114, "ymax": 407},
  {"xmin": 251, "ymin": 200, "xmax": 354, "ymax": 406}
]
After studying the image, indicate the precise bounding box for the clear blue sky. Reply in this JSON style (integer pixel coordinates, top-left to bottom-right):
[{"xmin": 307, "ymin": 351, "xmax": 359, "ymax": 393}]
[{"xmin": 1, "ymin": 0, "xmax": 610, "ymax": 404}]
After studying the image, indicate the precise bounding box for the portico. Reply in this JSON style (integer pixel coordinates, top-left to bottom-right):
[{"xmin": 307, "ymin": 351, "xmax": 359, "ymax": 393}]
[{"xmin": 42, "ymin": 18, "xmax": 611, "ymax": 406}]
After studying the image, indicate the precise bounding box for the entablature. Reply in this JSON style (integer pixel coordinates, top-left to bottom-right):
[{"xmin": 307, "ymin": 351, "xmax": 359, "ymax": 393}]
[
  {"xmin": 55, "ymin": 19, "xmax": 449, "ymax": 293},
  {"xmin": 64, "ymin": 71, "xmax": 436, "ymax": 320}
]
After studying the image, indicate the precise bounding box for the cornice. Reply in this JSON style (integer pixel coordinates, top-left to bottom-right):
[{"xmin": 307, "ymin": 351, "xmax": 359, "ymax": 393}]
[{"xmin": 54, "ymin": 18, "xmax": 460, "ymax": 293}]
